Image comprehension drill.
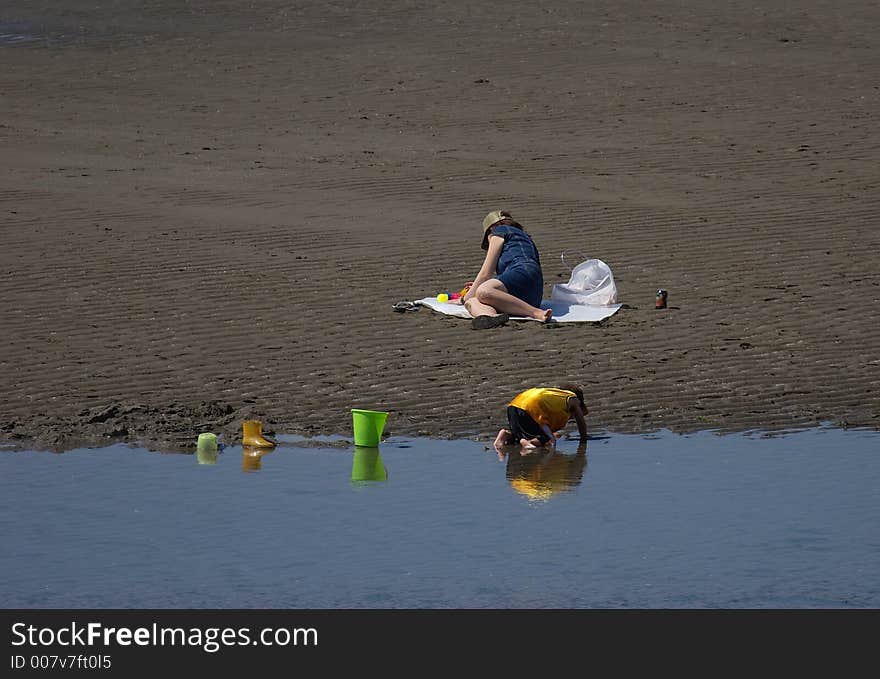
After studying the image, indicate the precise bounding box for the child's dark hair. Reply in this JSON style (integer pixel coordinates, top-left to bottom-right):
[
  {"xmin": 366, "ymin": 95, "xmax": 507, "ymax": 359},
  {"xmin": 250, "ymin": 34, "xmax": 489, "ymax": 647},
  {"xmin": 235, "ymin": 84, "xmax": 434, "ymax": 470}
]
[{"xmin": 559, "ymin": 383, "xmax": 585, "ymax": 408}]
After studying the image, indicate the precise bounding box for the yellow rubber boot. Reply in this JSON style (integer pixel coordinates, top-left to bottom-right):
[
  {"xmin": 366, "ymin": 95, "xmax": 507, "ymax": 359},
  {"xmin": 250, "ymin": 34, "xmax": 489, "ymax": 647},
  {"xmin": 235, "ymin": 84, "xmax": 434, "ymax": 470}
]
[{"xmin": 242, "ymin": 420, "xmax": 276, "ymax": 448}]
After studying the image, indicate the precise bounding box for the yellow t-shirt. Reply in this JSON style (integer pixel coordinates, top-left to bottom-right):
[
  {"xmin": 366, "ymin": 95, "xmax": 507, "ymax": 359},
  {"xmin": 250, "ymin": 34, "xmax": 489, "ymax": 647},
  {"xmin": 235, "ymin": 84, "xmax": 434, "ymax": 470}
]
[{"xmin": 508, "ymin": 388, "xmax": 576, "ymax": 431}]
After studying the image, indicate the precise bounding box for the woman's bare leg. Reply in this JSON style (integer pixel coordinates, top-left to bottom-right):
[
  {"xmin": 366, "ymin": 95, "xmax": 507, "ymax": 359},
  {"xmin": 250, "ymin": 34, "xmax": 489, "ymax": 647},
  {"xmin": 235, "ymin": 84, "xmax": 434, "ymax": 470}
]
[{"xmin": 475, "ymin": 279, "xmax": 552, "ymax": 322}]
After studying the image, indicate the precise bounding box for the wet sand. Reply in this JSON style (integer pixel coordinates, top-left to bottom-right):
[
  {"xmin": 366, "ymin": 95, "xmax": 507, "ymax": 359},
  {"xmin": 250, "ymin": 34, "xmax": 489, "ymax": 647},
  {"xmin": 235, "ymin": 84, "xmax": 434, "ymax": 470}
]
[{"xmin": 1, "ymin": 0, "xmax": 878, "ymax": 451}]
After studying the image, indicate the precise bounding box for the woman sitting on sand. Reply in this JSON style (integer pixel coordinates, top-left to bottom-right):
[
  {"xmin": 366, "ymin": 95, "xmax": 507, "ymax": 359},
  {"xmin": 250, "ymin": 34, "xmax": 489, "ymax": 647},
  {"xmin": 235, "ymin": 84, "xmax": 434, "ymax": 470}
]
[{"xmin": 453, "ymin": 210, "xmax": 552, "ymax": 330}]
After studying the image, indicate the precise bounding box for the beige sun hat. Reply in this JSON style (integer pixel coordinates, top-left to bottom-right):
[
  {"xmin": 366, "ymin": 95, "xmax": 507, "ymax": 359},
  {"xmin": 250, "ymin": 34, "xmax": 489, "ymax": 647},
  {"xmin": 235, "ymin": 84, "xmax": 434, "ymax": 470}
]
[{"xmin": 481, "ymin": 210, "xmax": 508, "ymax": 249}]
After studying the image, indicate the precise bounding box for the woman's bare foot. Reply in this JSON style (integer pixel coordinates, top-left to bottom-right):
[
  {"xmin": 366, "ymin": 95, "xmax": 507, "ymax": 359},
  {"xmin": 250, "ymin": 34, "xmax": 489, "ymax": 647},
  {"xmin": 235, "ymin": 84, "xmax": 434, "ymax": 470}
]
[{"xmin": 532, "ymin": 307, "xmax": 553, "ymax": 322}]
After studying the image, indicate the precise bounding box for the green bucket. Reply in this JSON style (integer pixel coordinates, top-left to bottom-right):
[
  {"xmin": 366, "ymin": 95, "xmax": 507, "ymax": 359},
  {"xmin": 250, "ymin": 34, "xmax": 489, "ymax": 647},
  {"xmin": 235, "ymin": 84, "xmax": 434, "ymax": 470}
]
[
  {"xmin": 196, "ymin": 432, "xmax": 218, "ymax": 465},
  {"xmin": 351, "ymin": 408, "xmax": 388, "ymax": 447},
  {"xmin": 351, "ymin": 445, "xmax": 388, "ymax": 482}
]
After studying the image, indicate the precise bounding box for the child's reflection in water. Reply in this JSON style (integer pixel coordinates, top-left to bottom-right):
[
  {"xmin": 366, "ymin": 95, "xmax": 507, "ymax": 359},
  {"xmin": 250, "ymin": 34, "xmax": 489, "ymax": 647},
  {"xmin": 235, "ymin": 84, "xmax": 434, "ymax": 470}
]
[{"xmin": 499, "ymin": 441, "xmax": 588, "ymax": 502}]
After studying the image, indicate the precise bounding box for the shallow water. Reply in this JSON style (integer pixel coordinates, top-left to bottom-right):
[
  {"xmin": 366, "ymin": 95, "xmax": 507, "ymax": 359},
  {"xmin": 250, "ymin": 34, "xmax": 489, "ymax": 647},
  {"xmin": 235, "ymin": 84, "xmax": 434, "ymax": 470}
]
[
  {"xmin": 0, "ymin": 22, "xmax": 62, "ymax": 46},
  {"xmin": 1, "ymin": 426, "xmax": 877, "ymax": 608},
  {"xmin": 0, "ymin": 31, "xmax": 36, "ymax": 45}
]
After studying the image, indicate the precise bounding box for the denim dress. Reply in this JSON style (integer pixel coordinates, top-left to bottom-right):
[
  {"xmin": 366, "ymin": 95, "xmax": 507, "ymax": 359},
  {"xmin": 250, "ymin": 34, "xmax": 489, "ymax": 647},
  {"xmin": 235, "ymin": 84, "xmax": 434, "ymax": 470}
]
[{"xmin": 490, "ymin": 224, "xmax": 544, "ymax": 307}]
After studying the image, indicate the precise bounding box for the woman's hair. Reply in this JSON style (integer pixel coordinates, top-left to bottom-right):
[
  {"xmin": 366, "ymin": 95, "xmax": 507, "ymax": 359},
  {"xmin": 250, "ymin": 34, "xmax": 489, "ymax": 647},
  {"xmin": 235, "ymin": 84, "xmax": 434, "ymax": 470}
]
[
  {"xmin": 558, "ymin": 383, "xmax": 585, "ymax": 408},
  {"xmin": 495, "ymin": 210, "xmax": 524, "ymax": 230},
  {"xmin": 483, "ymin": 210, "xmax": 529, "ymax": 249}
]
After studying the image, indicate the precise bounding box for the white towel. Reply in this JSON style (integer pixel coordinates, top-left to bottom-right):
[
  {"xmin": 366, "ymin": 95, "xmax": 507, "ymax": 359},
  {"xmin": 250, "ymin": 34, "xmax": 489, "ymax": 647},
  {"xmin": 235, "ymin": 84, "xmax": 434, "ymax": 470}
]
[{"xmin": 415, "ymin": 297, "xmax": 622, "ymax": 323}]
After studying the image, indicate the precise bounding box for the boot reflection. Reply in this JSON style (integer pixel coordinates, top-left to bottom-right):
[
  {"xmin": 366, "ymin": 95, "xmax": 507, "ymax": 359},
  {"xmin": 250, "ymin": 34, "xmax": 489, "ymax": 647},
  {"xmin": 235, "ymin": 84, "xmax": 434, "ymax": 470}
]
[
  {"xmin": 505, "ymin": 442, "xmax": 587, "ymax": 502},
  {"xmin": 242, "ymin": 445, "xmax": 274, "ymax": 472},
  {"xmin": 351, "ymin": 445, "xmax": 388, "ymax": 483}
]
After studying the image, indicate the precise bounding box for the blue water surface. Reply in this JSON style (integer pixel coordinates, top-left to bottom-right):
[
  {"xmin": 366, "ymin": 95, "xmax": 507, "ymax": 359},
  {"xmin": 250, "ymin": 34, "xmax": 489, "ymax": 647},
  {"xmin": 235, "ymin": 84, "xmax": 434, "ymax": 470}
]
[{"xmin": 0, "ymin": 426, "xmax": 877, "ymax": 608}]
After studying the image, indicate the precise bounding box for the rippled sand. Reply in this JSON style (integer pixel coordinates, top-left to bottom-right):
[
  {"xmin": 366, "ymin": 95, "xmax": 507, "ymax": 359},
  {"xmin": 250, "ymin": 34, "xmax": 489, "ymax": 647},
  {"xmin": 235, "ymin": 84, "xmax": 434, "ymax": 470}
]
[{"xmin": 0, "ymin": 1, "xmax": 878, "ymax": 450}]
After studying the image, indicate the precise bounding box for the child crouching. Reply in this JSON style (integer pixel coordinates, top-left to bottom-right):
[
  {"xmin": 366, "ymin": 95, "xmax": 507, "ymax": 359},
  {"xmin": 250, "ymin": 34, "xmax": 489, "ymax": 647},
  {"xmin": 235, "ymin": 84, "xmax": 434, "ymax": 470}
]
[{"xmin": 494, "ymin": 384, "xmax": 588, "ymax": 452}]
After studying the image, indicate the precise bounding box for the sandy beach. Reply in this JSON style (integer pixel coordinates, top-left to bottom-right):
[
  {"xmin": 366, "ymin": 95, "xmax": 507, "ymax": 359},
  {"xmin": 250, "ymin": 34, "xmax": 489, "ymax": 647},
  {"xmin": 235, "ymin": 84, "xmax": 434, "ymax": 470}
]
[{"xmin": 1, "ymin": 0, "xmax": 878, "ymax": 451}]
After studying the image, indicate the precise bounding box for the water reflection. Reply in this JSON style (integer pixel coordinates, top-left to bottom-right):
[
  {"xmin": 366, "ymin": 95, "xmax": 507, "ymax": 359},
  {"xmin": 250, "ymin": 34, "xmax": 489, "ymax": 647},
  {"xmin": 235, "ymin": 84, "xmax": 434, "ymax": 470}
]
[
  {"xmin": 196, "ymin": 446, "xmax": 218, "ymax": 465},
  {"xmin": 351, "ymin": 445, "xmax": 388, "ymax": 483},
  {"xmin": 242, "ymin": 445, "xmax": 274, "ymax": 472},
  {"xmin": 502, "ymin": 442, "xmax": 588, "ymax": 501}
]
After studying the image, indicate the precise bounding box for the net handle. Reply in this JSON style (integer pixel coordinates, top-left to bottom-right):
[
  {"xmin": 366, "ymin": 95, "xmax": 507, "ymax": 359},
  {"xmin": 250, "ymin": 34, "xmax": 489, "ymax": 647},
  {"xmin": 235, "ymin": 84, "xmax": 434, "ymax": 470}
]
[{"xmin": 560, "ymin": 250, "xmax": 589, "ymax": 272}]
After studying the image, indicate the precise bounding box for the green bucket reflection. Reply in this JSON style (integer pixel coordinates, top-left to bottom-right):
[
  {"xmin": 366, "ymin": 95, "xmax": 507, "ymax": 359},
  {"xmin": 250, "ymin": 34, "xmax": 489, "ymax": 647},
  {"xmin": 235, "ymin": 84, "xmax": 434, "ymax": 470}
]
[{"xmin": 351, "ymin": 445, "xmax": 388, "ymax": 483}]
